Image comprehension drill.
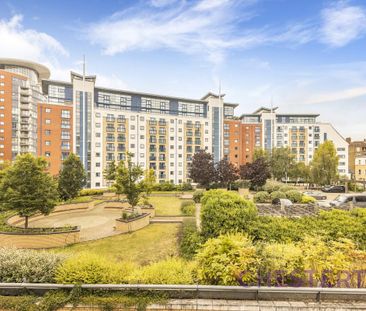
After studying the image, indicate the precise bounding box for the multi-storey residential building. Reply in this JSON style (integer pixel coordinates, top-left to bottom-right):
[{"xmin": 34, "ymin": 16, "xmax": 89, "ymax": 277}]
[
  {"xmin": 346, "ymin": 138, "xmax": 366, "ymax": 178},
  {"xmin": 0, "ymin": 58, "xmax": 351, "ymax": 186},
  {"xmin": 232, "ymin": 107, "xmax": 349, "ymax": 175},
  {"xmin": 355, "ymin": 156, "xmax": 366, "ymax": 181}
]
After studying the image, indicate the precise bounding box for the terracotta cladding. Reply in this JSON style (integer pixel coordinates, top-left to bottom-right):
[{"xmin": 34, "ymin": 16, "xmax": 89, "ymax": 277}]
[
  {"xmin": 0, "ymin": 70, "xmax": 26, "ymax": 162},
  {"xmin": 224, "ymin": 119, "xmax": 262, "ymax": 166},
  {"xmin": 37, "ymin": 103, "xmax": 73, "ymax": 175}
]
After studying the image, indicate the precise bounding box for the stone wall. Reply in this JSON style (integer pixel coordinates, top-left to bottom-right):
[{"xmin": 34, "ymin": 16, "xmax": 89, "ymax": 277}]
[
  {"xmin": 0, "ymin": 229, "xmax": 80, "ymax": 249},
  {"xmin": 115, "ymin": 213, "xmax": 150, "ymax": 233}
]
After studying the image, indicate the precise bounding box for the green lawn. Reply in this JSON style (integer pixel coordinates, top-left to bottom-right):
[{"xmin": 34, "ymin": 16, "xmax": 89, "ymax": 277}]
[
  {"xmin": 149, "ymin": 196, "xmax": 183, "ymax": 216},
  {"xmin": 53, "ymin": 223, "xmax": 180, "ymax": 265}
]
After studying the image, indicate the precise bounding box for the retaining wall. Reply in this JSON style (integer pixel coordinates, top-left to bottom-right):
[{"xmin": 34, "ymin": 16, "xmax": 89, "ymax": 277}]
[{"xmin": 115, "ymin": 213, "xmax": 150, "ymax": 233}]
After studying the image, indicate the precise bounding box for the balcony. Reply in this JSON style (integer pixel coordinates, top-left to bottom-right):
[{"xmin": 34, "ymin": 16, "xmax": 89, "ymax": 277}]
[
  {"xmin": 149, "ymin": 120, "xmax": 157, "ymax": 126},
  {"xmin": 159, "ymin": 120, "xmax": 166, "ymax": 126},
  {"xmin": 106, "ymin": 127, "xmax": 115, "ymax": 132},
  {"xmin": 106, "ymin": 136, "xmax": 115, "ymax": 142},
  {"xmin": 186, "ymin": 139, "xmax": 193, "ymax": 145},
  {"xmin": 106, "ymin": 117, "xmax": 115, "ymax": 122},
  {"xmin": 149, "ymin": 156, "xmax": 157, "ymax": 161},
  {"xmin": 159, "ymin": 146, "xmax": 166, "ymax": 152},
  {"xmin": 117, "ymin": 136, "xmax": 126, "ymax": 142},
  {"xmin": 117, "ymin": 117, "xmax": 126, "ymax": 123},
  {"xmin": 117, "ymin": 127, "xmax": 126, "ymax": 133}
]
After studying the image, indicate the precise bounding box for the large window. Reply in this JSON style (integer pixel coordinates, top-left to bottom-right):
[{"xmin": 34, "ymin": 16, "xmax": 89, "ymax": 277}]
[
  {"xmin": 178, "ymin": 102, "xmax": 204, "ymax": 117},
  {"xmin": 141, "ymin": 97, "xmax": 169, "ymax": 114},
  {"xmin": 96, "ymin": 91, "xmax": 131, "ymax": 110}
]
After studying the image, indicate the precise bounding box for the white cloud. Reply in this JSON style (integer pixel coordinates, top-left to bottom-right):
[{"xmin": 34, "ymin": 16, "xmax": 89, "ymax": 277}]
[
  {"xmin": 0, "ymin": 14, "xmax": 68, "ymax": 62},
  {"xmin": 320, "ymin": 1, "xmax": 366, "ymax": 47},
  {"xmin": 150, "ymin": 0, "xmax": 179, "ymax": 7}
]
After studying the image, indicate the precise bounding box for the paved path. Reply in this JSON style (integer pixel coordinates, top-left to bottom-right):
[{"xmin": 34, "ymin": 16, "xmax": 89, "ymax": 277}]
[{"xmin": 28, "ymin": 205, "xmax": 122, "ymax": 241}]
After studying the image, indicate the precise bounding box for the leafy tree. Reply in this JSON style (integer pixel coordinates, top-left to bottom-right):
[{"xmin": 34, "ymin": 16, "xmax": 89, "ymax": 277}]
[
  {"xmin": 289, "ymin": 162, "xmax": 311, "ymax": 184},
  {"xmin": 195, "ymin": 233, "xmax": 259, "ymax": 285},
  {"xmin": 0, "ymin": 154, "xmax": 58, "ymax": 228},
  {"xmin": 240, "ymin": 157, "xmax": 271, "ymax": 189},
  {"xmin": 143, "ymin": 168, "xmax": 156, "ymax": 196},
  {"xmin": 115, "ymin": 153, "xmax": 145, "ymax": 211},
  {"xmin": 189, "ymin": 150, "xmax": 216, "ymax": 188},
  {"xmin": 103, "ymin": 161, "xmax": 117, "ymax": 186},
  {"xmin": 270, "ymin": 147, "xmax": 295, "ymax": 181},
  {"xmin": 58, "ymin": 153, "xmax": 86, "ymax": 201},
  {"xmin": 311, "ymin": 140, "xmax": 339, "ymax": 185},
  {"xmin": 215, "ymin": 159, "xmax": 239, "ymax": 188}
]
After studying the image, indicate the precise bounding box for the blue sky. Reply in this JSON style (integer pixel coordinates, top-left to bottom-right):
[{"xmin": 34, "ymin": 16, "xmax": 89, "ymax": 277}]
[{"xmin": 0, "ymin": 0, "xmax": 366, "ymax": 139}]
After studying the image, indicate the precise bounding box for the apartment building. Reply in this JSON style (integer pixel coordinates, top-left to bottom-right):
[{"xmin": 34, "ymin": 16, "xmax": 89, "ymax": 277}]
[
  {"xmin": 226, "ymin": 107, "xmax": 349, "ymax": 175},
  {"xmin": 0, "ymin": 58, "xmax": 351, "ymax": 186},
  {"xmin": 346, "ymin": 138, "xmax": 366, "ymax": 178},
  {"xmin": 355, "ymin": 156, "xmax": 366, "ymax": 181}
]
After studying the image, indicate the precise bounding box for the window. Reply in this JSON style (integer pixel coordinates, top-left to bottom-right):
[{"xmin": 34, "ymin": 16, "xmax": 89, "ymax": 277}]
[
  {"xmin": 45, "ymin": 119, "xmax": 51, "ymax": 125},
  {"xmin": 61, "ymin": 131, "xmax": 70, "ymax": 140},
  {"xmin": 0, "ymin": 83, "xmax": 4, "ymax": 86},
  {"xmin": 45, "ymin": 141, "xmax": 51, "ymax": 146},
  {"xmin": 45, "ymin": 130, "xmax": 51, "ymax": 136},
  {"xmin": 61, "ymin": 120, "xmax": 70, "ymax": 129},
  {"xmin": 61, "ymin": 110, "xmax": 70, "ymax": 118},
  {"xmin": 95, "ymin": 112, "xmax": 101, "ymax": 118},
  {"xmin": 45, "ymin": 108, "xmax": 51, "ymax": 113},
  {"xmin": 45, "ymin": 152, "xmax": 51, "ymax": 157}
]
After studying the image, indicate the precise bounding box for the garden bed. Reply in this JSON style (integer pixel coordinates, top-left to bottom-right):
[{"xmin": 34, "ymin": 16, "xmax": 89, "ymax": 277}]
[{"xmin": 115, "ymin": 213, "xmax": 150, "ymax": 233}]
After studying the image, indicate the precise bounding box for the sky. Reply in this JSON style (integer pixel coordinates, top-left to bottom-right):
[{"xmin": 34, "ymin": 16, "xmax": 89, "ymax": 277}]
[{"xmin": 0, "ymin": 0, "xmax": 366, "ymax": 139}]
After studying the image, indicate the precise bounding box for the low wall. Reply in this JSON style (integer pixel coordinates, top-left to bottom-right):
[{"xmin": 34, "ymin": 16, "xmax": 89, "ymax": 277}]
[
  {"xmin": 0, "ymin": 229, "xmax": 80, "ymax": 249},
  {"xmin": 115, "ymin": 213, "xmax": 150, "ymax": 233},
  {"xmin": 141, "ymin": 207, "xmax": 155, "ymax": 218},
  {"xmin": 7, "ymin": 201, "xmax": 95, "ymax": 227},
  {"xmin": 98, "ymin": 201, "xmax": 131, "ymax": 209}
]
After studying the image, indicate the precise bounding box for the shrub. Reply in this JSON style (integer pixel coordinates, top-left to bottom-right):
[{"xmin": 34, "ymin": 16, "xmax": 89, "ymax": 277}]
[
  {"xmin": 230, "ymin": 180, "xmax": 251, "ymax": 191},
  {"xmin": 180, "ymin": 200, "xmax": 196, "ymax": 216},
  {"xmin": 179, "ymin": 219, "xmax": 204, "ymax": 259},
  {"xmin": 270, "ymin": 191, "xmax": 287, "ymax": 201},
  {"xmin": 55, "ymin": 253, "xmax": 135, "ymax": 284},
  {"xmin": 193, "ymin": 190, "xmax": 204, "ymax": 203},
  {"xmin": 301, "ymin": 195, "xmax": 316, "ymax": 204},
  {"xmin": 253, "ymin": 191, "xmax": 271, "ymax": 203},
  {"xmin": 153, "ymin": 182, "xmax": 177, "ymax": 192},
  {"xmin": 279, "ymin": 185, "xmax": 295, "ymax": 193},
  {"xmin": 195, "ymin": 233, "xmax": 258, "ymax": 285},
  {"xmin": 0, "ymin": 248, "xmax": 65, "ymax": 283},
  {"xmin": 263, "ymin": 180, "xmax": 283, "ymax": 193},
  {"xmin": 285, "ymin": 190, "xmax": 303, "ymax": 203},
  {"xmin": 177, "ymin": 182, "xmax": 193, "ymax": 191},
  {"xmin": 79, "ymin": 189, "xmax": 105, "ymax": 196},
  {"xmin": 128, "ymin": 258, "xmax": 195, "ymax": 284},
  {"xmin": 200, "ymin": 190, "xmax": 257, "ymax": 239}
]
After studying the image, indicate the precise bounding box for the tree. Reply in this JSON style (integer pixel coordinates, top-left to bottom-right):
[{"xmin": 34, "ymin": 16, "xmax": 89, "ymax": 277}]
[
  {"xmin": 104, "ymin": 161, "xmax": 117, "ymax": 186},
  {"xmin": 115, "ymin": 153, "xmax": 145, "ymax": 211},
  {"xmin": 289, "ymin": 162, "xmax": 311, "ymax": 184},
  {"xmin": 311, "ymin": 141, "xmax": 339, "ymax": 186},
  {"xmin": 215, "ymin": 159, "xmax": 239, "ymax": 188},
  {"xmin": 253, "ymin": 148, "xmax": 270, "ymax": 161},
  {"xmin": 270, "ymin": 147, "xmax": 295, "ymax": 181},
  {"xmin": 58, "ymin": 153, "xmax": 86, "ymax": 201},
  {"xmin": 189, "ymin": 150, "xmax": 216, "ymax": 188},
  {"xmin": 240, "ymin": 157, "xmax": 271, "ymax": 189},
  {"xmin": 0, "ymin": 154, "xmax": 58, "ymax": 228}
]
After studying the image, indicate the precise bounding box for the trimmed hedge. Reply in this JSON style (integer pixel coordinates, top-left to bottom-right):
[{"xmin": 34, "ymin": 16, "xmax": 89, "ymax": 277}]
[
  {"xmin": 285, "ymin": 190, "xmax": 303, "ymax": 203},
  {"xmin": 301, "ymin": 195, "xmax": 317, "ymax": 204},
  {"xmin": 253, "ymin": 191, "xmax": 271, "ymax": 203},
  {"xmin": 193, "ymin": 190, "xmax": 204, "ymax": 203},
  {"xmin": 270, "ymin": 191, "xmax": 287, "ymax": 201},
  {"xmin": 180, "ymin": 200, "xmax": 195, "ymax": 216}
]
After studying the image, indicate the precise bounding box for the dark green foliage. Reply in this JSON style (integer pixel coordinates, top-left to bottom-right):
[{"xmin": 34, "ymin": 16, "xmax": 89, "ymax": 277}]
[
  {"xmin": 178, "ymin": 219, "xmax": 204, "ymax": 260},
  {"xmin": 0, "ymin": 154, "xmax": 58, "ymax": 228},
  {"xmin": 193, "ymin": 190, "xmax": 204, "ymax": 203},
  {"xmin": 215, "ymin": 159, "xmax": 239, "ymax": 187},
  {"xmin": 58, "ymin": 153, "xmax": 86, "ymax": 201},
  {"xmin": 178, "ymin": 182, "xmax": 193, "ymax": 191},
  {"xmin": 103, "ymin": 161, "xmax": 117, "ymax": 185},
  {"xmin": 200, "ymin": 190, "xmax": 257, "ymax": 239},
  {"xmin": 240, "ymin": 157, "xmax": 271, "ymax": 189},
  {"xmin": 189, "ymin": 150, "xmax": 216, "ymax": 188},
  {"xmin": 152, "ymin": 181, "xmax": 176, "ymax": 191}
]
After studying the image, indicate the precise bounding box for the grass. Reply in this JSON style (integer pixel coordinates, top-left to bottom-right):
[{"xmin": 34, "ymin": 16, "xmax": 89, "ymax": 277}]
[
  {"xmin": 149, "ymin": 196, "xmax": 183, "ymax": 216},
  {"xmin": 52, "ymin": 223, "xmax": 180, "ymax": 265}
]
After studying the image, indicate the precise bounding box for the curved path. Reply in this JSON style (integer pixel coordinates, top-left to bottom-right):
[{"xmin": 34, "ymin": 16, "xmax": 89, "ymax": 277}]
[{"xmin": 28, "ymin": 205, "xmax": 122, "ymax": 242}]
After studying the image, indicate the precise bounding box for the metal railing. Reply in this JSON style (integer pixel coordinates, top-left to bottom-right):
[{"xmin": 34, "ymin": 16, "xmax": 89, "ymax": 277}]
[{"xmin": 0, "ymin": 284, "xmax": 365, "ymax": 302}]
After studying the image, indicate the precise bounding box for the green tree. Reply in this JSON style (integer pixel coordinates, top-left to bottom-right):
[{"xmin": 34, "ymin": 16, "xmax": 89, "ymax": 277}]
[
  {"xmin": 143, "ymin": 168, "xmax": 156, "ymax": 196},
  {"xmin": 289, "ymin": 162, "xmax": 311, "ymax": 184},
  {"xmin": 253, "ymin": 148, "xmax": 270, "ymax": 161},
  {"xmin": 270, "ymin": 147, "xmax": 295, "ymax": 181},
  {"xmin": 103, "ymin": 161, "xmax": 117, "ymax": 186},
  {"xmin": 115, "ymin": 153, "xmax": 145, "ymax": 211},
  {"xmin": 311, "ymin": 141, "xmax": 339, "ymax": 185},
  {"xmin": 189, "ymin": 150, "xmax": 216, "ymax": 188},
  {"xmin": 58, "ymin": 153, "xmax": 86, "ymax": 201},
  {"xmin": 0, "ymin": 154, "xmax": 58, "ymax": 228}
]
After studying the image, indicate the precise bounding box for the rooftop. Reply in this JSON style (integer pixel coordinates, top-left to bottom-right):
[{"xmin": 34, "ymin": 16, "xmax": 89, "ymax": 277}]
[{"xmin": 0, "ymin": 58, "xmax": 50, "ymax": 80}]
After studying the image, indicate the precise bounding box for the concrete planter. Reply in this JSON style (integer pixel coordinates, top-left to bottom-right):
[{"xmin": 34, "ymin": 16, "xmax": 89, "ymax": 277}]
[
  {"xmin": 141, "ymin": 206, "xmax": 155, "ymax": 218},
  {"xmin": 115, "ymin": 213, "xmax": 150, "ymax": 233}
]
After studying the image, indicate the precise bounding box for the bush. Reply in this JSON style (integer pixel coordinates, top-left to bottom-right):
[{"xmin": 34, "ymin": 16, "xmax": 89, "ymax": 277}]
[
  {"xmin": 128, "ymin": 258, "xmax": 195, "ymax": 284},
  {"xmin": 195, "ymin": 233, "xmax": 258, "ymax": 285},
  {"xmin": 301, "ymin": 195, "xmax": 316, "ymax": 204},
  {"xmin": 263, "ymin": 180, "xmax": 283, "ymax": 193},
  {"xmin": 270, "ymin": 191, "xmax": 287, "ymax": 201},
  {"xmin": 253, "ymin": 191, "xmax": 271, "ymax": 203},
  {"xmin": 55, "ymin": 253, "xmax": 135, "ymax": 284},
  {"xmin": 230, "ymin": 180, "xmax": 251, "ymax": 191},
  {"xmin": 193, "ymin": 190, "xmax": 204, "ymax": 203},
  {"xmin": 200, "ymin": 190, "xmax": 257, "ymax": 239},
  {"xmin": 279, "ymin": 185, "xmax": 296, "ymax": 193},
  {"xmin": 153, "ymin": 182, "xmax": 177, "ymax": 192},
  {"xmin": 179, "ymin": 219, "xmax": 204, "ymax": 259},
  {"xmin": 79, "ymin": 189, "xmax": 105, "ymax": 196},
  {"xmin": 0, "ymin": 248, "xmax": 65, "ymax": 283},
  {"xmin": 177, "ymin": 182, "xmax": 193, "ymax": 191},
  {"xmin": 285, "ymin": 190, "xmax": 303, "ymax": 203},
  {"xmin": 180, "ymin": 200, "xmax": 195, "ymax": 216}
]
